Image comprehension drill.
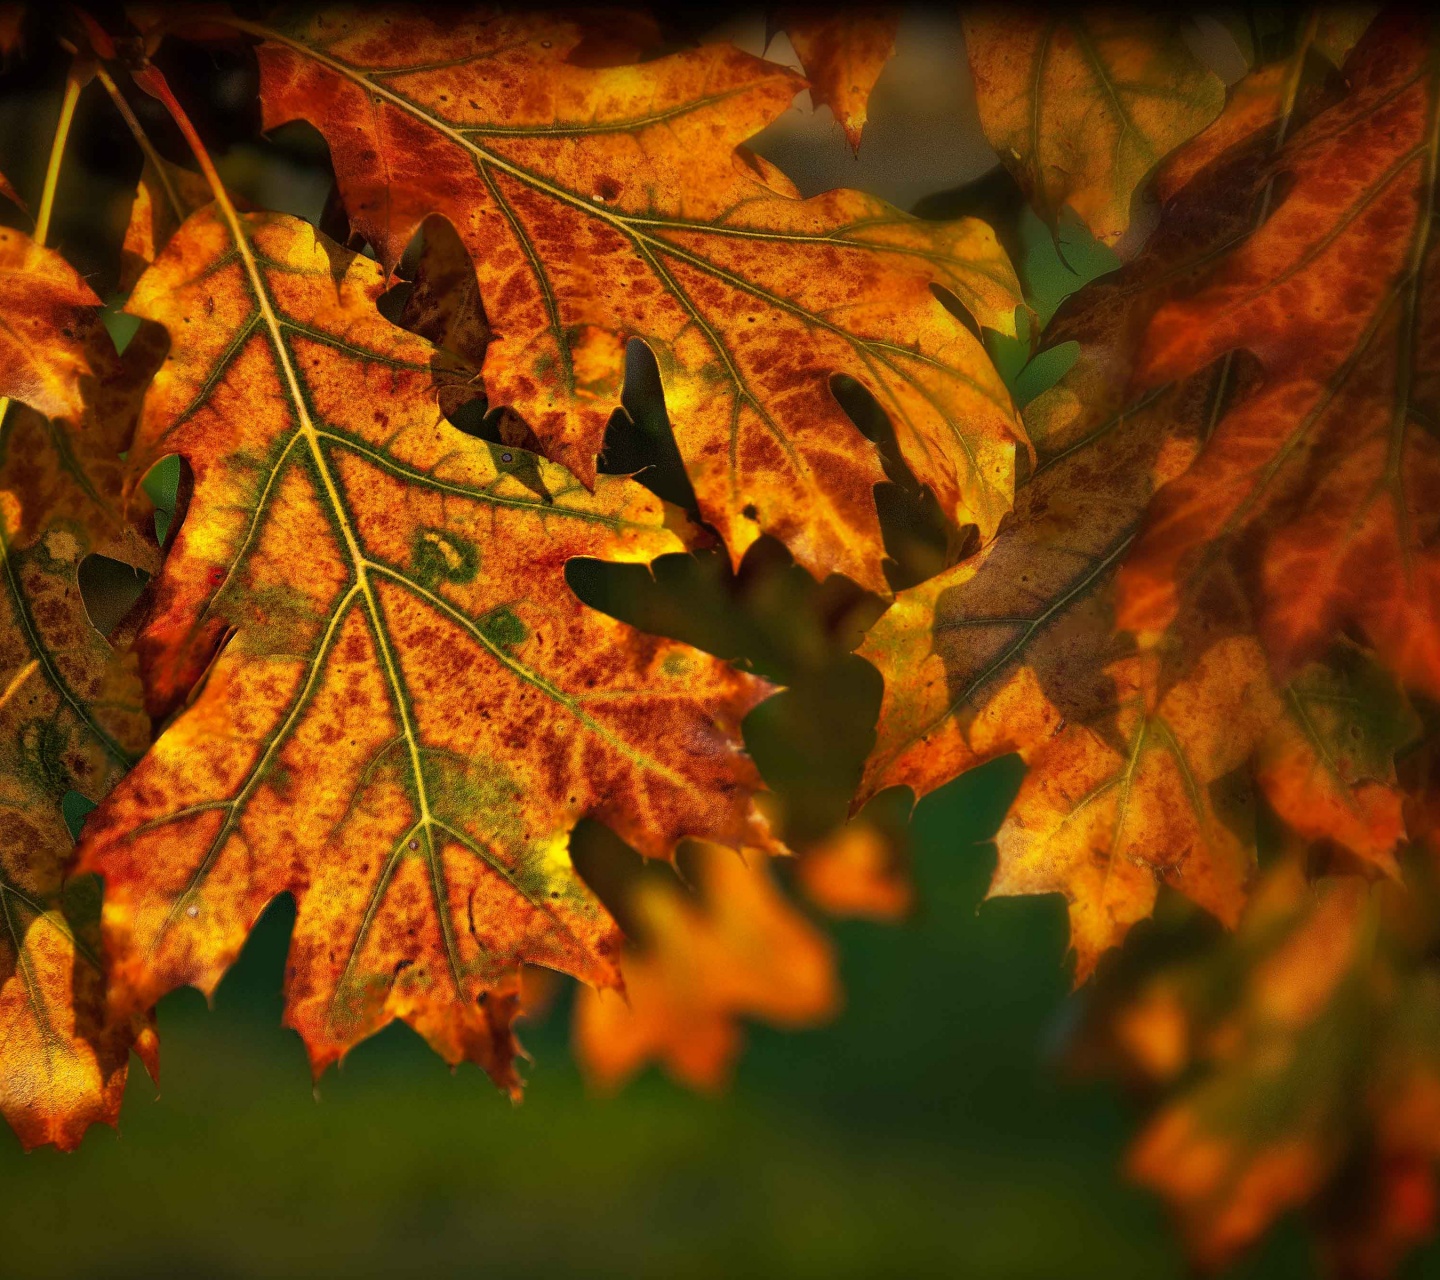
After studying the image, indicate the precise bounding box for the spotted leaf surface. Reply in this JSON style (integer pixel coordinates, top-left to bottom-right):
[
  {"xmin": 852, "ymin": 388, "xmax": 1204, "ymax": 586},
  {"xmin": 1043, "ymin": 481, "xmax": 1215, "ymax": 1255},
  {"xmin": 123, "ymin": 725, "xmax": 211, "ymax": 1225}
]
[
  {"xmin": 241, "ymin": 9, "xmax": 1023, "ymax": 594},
  {"xmin": 1, "ymin": 334, "xmax": 159, "ymax": 1150},
  {"xmin": 0, "ymin": 222, "xmax": 101, "ymax": 425},
  {"xmin": 76, "ymin": 205, "xmax": 776, "ymax": 1090}
]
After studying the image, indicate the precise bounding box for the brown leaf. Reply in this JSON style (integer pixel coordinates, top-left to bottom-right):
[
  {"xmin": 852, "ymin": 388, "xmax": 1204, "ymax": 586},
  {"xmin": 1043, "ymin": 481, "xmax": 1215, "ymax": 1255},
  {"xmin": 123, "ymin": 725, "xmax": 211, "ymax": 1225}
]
[
  {"xmin": 1120, "ymin": 15, "xmax": 1440, "ymax": 701},
  {"xmin": 1, "ymin": 325, "xmax": 160, "ymax": 1149}
]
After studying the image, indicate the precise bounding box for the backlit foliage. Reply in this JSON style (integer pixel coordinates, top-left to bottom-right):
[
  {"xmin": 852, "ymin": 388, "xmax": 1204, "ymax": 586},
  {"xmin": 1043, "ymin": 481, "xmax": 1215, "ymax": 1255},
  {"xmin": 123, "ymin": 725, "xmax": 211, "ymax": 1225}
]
[{"xmin": 1, "ymin": 5, "xmax": 1439, "ymax": 1273}]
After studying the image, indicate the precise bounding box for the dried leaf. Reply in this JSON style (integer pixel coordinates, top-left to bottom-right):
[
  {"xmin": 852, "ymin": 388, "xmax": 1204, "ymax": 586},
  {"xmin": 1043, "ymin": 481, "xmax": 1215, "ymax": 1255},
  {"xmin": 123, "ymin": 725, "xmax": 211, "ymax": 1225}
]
[
  {"xmin": 240, "ymin": 9, "xmax": 1023, "ymax": 593},
  {"xmin": 77, "ymin": 204, "xmax": 776, "ymax": 1090},
  {"xmin": 0, "ymin": 224, "xmax": 101, "ymax": 425},
  {"xmin": 963, "ymin": 12, "xmax": 1224, "ymax": 247},
  {"xmin": 573, "ymin": 844, "xmax": 837, "ymax": 1091},
  {"xmin": 856, "ymin": 53, "xmax": 1404, "ymax": 975},
  {"xmin": 1121, "ymin": 15, "xmax": 1440, "ymax": 700},
  {"xmin": 1, "ymin": 325, "xmax": 160, "ymax": 1149},
  {"xmin": 780, "ymin": 9, "xmax": 900, "ymax": 152}
]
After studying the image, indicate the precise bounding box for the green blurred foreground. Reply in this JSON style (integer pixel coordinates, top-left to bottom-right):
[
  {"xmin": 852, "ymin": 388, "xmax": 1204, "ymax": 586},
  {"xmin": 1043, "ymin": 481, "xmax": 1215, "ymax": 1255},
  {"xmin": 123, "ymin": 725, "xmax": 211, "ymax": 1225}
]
[{"xmin": 3, "ymin": 760, "xmax": 1422, "ymax": 1279}]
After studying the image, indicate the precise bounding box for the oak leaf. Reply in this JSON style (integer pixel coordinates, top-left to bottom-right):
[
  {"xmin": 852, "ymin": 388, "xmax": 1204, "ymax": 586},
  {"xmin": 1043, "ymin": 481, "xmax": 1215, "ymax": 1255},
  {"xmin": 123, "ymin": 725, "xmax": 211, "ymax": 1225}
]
[
  {"xmin": 963, "ymin": 12, "xmax": 1224, "ymax": 248},
  {"xmin": 235, "ymin": 9, "xmax": 1023, "ymax": 594},
  {"xmin": 0, "ymin": 222, "xmax": 101, "ymax": 425},
  {"xmin": 1120, "ymin": 15, "xmax": 1440, "ymax": 701},
  {"xmin": 1087, "ymin": 850, "xmax": 1440, "ymax": 1278},
  {"xmin": 779, "ymin": 8, "xmax": 900, "ymax": 152},
  {"xmin": 573, "ymin": 843, "xmax": 837, "ymax": 1092},
  {"xmin": 857, "ymin": 52, "xmax": 1413, "ymax": 975},
  {"xmin": 1, "ymin": 325, "xmax": 160, "ymax": 1149},
  {"xmin": 76, "ymin": 200, "xmax": 777, "ymax": 1090}
]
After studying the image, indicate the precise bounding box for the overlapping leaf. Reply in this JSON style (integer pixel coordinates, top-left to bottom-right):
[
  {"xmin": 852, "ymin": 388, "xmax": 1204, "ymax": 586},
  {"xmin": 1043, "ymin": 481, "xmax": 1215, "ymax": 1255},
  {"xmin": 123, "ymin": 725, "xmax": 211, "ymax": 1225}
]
[
  {"xmin": 1121, "ymin": 14, "xmax": 1440, "ymax": 701},
  {"xmin": 1, "ymin": 306, "xmax": 159, "ymax": 1150},
  {"xmin": 237, "ymin": 9, "xmax": 1023, "ymax": 594},
  {"xmin": 858, "ymin": 50, "xmax": 1417, "ymax": 975},
  {"xmin": 963, "ymin": 13, "xmax": 1224, "ymax": 248},
  {"xmin": 573, "ymin": 843, "xmax": 837, "ymax": 1092},
  {"xmin": 76, "ymin": 201, "xmax": 777, "ymax": 1089},
  {"xmin": 1084, "ymin": 850, "xmax": 1440, "ymax": 1279},
  {"xmin": 779, "ymin": 9, "xmax": 900, "ymax": 152}
]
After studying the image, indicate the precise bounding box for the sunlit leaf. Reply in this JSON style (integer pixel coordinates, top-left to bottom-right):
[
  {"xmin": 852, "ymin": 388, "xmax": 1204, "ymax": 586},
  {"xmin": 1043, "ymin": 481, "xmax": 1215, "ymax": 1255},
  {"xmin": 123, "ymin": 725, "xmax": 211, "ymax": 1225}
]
[
  {"xmin": 236, "ymin": 9, "xmax": 1023, "ymax": 593},
  {"xmin": 77, "ymin": 203, "xmax": 777, "ymax": 1090},
  {"xmin": 0, "ymin": 221, "xmax": 101, "ymax": 425}
]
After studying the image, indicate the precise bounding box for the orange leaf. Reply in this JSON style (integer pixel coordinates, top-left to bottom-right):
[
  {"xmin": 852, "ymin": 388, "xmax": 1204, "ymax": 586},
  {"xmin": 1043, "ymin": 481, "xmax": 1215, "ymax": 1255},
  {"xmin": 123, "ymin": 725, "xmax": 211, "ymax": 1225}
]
[
  {"xmin": 235, "ymin": 10, "xmax": 1023, "ymax": 593},
  {"xmin": 796, "ymin": 818, "xmax": 911, "ymax": 920},
  {"xmin": 573, "ymin": 844, "xmax": 837, "ymax": 1092},
  {"xmin": 0, "ymin": 223, "xmax": 101, "ymax": 425},
  {"xmin": 119, "ymin": 152, "xmax": 213, "ymax": 292},
  {"xmin": 1256, "ymin": 643, "xmax": 1419, "ymax": 876},
  {"xmin": 963, "ymin": 13, "xmax": 1224, "ymax": 248},
  {"xmin": 1120, "ymin": 15, "xmax": 1440, "ymax": 700},
  {"xmin": 76, "ymin": 201, "xmax": 777, "ymax": 1092},
  {"xmin": 780, "ymin": 8, "xmax": 900, "ymax": 152},
  {"xmin": 1, "ymin": 320, "xmax": 160, "ymax": 1149}
]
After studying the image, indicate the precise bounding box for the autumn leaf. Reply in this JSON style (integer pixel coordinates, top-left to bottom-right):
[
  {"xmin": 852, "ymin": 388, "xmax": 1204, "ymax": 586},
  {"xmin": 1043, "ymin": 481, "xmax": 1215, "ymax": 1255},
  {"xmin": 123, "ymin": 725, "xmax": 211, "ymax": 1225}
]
[
  {"xmin": 795, "ymin": 817, "xmax": 912, "ymax": 920},
  {"xmin": 856, "ymin": 63, "xmax": 1287, "ymax": 810},
  {"xmin": 779, "ymin": 8, "xmax": 900, "ymax": 152},
  {"xmin": 855, "ymin": 48, "xmax": 1412, "ymax": 976},
  {"xmin": 223, "ymin": 8, "xmax": 1024, "ymax": 594},
  {"xmin": 963, "ymin": 12, "xmax": 1224, "ymax": 249},
  {"xmin": 1, "ymin": 324, "xmax": 160, "ymax": 1149},
  {"xmin": 0, "ymin": 221, "xmax": 102, "ymax": 425},
  {"xmin": 573, "ymin": 843, "xmax": 837, "ymax": 1092},
  {"xmin": 1085, "ymin": 849, "xmax": 1440, "ymax": 1278},
  {"xmin": 1256, "ymin": 643, "xmax": 1420, "ymax": 875},
  {"xmin": 1120, "ymin": 14, "xmax": 1440, "ymax": 701},
  {"xmin": 119, "ymin": 152, "xmax": 212, "ymax": 292},
  {"xmin": 75, "ymin": 164, "xmax": 779, "ymax": 1088}
]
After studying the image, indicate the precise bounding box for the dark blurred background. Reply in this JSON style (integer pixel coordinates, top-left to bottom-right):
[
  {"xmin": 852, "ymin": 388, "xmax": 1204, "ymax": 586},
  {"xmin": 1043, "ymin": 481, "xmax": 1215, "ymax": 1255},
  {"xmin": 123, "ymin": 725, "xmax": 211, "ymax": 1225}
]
[{"xmin": 4, "ymin": 9, "xmax": 1434, "ymax": 1277}]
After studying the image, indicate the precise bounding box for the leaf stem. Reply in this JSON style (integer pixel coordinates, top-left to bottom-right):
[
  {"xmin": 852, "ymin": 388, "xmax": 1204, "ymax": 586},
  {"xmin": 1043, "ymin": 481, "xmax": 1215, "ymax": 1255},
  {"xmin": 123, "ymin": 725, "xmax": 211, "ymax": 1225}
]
[
  {"xmin": 33, "ymin": 66, "xmax": 84, "ymax": 249},
  {"xmin": 93, "ymin": 66, "xmax": 188, "ymax": 224}
]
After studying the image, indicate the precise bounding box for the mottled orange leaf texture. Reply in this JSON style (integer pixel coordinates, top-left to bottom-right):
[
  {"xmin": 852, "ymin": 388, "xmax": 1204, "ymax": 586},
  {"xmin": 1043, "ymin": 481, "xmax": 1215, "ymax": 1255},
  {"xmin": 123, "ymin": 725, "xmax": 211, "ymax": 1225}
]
[
  {"xmin": 963, "ymin": 12, "xmax": 1224, "ymax": 249},
  {"xmin": 573, "ymin": 844, "xmax": 837, "ymax": 1092},
  {"xmin": 75, "ymin": 191, "xmax": 777, "ymax": 1092},
  {"xmin": 1, "ymin": 322, "xmax": 160, "ymax": 1147},
  {"xmin": 1081, "ymin": 848, "xmax": 1440, "ymax": 1279},
  {"xmin": 779, "ymin": 9, "xmax": 900, "ymax": 152},
  {"xmin": 857, "ymin": 43, "xmax": 1420, "ymax": 979},
  {"xmin": 0, "ymin": 220, "xmax": 101, "ymax": 425},
  {"xmin": 1121, "ymin": 13, "xmax": 1440, "ymax": 702},
  {"xmin": 233, "ymin": 8, "xmax": 1023, "ymax": 594}
]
